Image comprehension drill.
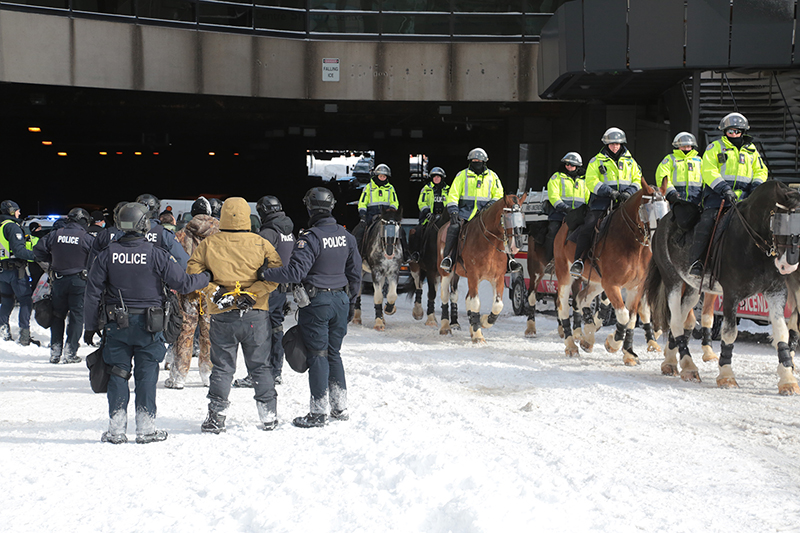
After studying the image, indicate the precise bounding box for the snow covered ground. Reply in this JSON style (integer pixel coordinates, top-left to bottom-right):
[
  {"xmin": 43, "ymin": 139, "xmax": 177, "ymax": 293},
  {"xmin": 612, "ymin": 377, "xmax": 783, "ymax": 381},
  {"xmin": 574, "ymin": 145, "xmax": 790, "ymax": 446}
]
[{"xmin": 2, "ymin": 280, "xmax": 800, "ymax": 533}]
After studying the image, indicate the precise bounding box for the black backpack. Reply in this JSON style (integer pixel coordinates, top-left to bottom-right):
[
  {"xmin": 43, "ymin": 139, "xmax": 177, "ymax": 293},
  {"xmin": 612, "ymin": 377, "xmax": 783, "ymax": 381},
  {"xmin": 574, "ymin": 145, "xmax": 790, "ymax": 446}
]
[{"xmin": 162, "ymin": 286, "xmax": 183, "ymax": 344}]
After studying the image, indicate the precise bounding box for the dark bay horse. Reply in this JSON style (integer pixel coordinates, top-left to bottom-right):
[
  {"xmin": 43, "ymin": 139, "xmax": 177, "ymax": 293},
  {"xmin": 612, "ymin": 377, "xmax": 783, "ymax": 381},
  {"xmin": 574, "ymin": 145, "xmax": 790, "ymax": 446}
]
[
  {"xmin": 645, "ymin": 180, "xmax": 800, "ymax": 394},
  {"xmin": 553, "ymin": 180, "xmax": 669, "ymax": 364},
  {"xmin": 352, "ymin": 207, "xmax": 404, "ymax": 331},
  {"xmin": 437, "ymin": 193, "xmax": 527, "ymax": 342},
  {"xmin": 409, "ymin": 214, "xmax": 461, "ymax": 328}
]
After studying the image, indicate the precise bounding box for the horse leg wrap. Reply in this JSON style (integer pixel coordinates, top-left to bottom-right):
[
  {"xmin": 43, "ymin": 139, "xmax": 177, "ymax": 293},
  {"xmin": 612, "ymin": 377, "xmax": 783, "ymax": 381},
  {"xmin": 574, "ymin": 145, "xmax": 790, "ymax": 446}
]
[
  {"xmin": 614, "ymin": 322, "xmax": 626, "ymax": 342},
  {"xmin": 582, "ymin": 307, "xmax": 594, "ymax": 326},
  {"xmin": 441, "ymin": 303, "xmax": 449, "ymax": 322},
  {"xmin": 789, "ymin": 330, "xmax": 799, "ymax": 352},
  {"xmin": 415, "ymin": 289, "xmax": 422, "ymax": 304},
  {"xmin": 561, "ymin": 318, "xmax": 573, "ymax": 339},
  {"xmin": 668, "ymin": 331, "xmax": 677, "ymax": 351},
  {"xmin": 384, "ymin": 302, "xmax": 395, "ymax": 314},
  {"xmin": 427, "ymin": 299, "xmax": 436, "ymax": 316},
  {"xmin": 623, "ymin": 328, "xmax": 635, "ymax": 352},
  {"xmin": 676, "ymin": 335, "xmax": 690, "ymax": 358},
  {"xmin": 701, "ymin": 327, "xmax": 712, "ymax": 347},
  {"xmin": 450, "ymin": 303, "xmax": 459, "ymax": 325},
  {"xmin": 643, "ymin": 323, "xmax": 655, "ymax": 342},
  {"xmin": 572, "ymin": 311, "xmax": 582, "ymax": 332},
  {"xmin": 777, "ymin": 342, "xmax": 794, "ymax": 369},
  {"xmin": 374, "ymin": 304, "xmax": 383, "ymax": 320},
  {"xmin": 719, "ymin": 341, "xmax": 734, "ymax": 367},
  {"xmin": 526, "ymin": 302, "xmax": 536, "ymax": 321},
  {"xmin": 468, "ymin": 311, "xmax": 480, "ymax": 332},
  {"xmin": 486, "ymin": 312, "xmax": 499, "ymax": 325},
  {"xmin": 354, "ymin": 300, "xmax": 361, "ymax": 310},
  {"xmin": 684, "ymin": 328, "xmax": 693, "ymax": 340}
]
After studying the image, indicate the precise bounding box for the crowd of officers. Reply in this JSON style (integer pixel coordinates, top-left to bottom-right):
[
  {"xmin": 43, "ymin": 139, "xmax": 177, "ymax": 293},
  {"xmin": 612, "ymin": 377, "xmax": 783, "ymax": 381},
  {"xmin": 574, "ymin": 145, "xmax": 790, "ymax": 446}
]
[{"xmin": 0, "ymin": 113, "xmax": 764, "ymax": 442}]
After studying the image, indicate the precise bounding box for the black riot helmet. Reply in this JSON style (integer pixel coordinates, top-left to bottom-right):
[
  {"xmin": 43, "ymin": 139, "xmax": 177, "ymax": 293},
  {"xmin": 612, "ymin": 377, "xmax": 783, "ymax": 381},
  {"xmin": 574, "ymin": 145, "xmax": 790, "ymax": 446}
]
[
  {"xmin": 191, "ymin": 196, "xmax": 212, "ymax": 217},
  {"xmin": 116, "ymin": 203, "xmax": 151, "ymax": 235},
  {"xmin": 136, "ymin": 194, "xmax": 161, "ymax": 219},
  {"xmin": 0, "ymin": 200, "xmax": 20, "ymax": 217},
  {"xmin": 67, "ymin": 207, "xmax": 92, "ymax": 227},
  {"xmin": 257, "ymin": 195, "xmax": 283, "ymax": 221},
  {"xmin": 208, "ymin": 198, "xmax": 223, "ymax": 219},
  {"xmin": 303, "ymin": 187, "xmax": 336, "ymax": 213},
  {"xmin": 112, "ymin": 201, "xmax": 128, "ymax": 226}
]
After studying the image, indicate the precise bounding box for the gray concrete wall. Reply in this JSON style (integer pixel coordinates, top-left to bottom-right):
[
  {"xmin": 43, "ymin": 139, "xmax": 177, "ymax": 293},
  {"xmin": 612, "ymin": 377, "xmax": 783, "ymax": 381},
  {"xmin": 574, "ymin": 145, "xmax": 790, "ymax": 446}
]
[{"xmin": 0, "ymin": 10, "xmax": 541, "ymax": 103}]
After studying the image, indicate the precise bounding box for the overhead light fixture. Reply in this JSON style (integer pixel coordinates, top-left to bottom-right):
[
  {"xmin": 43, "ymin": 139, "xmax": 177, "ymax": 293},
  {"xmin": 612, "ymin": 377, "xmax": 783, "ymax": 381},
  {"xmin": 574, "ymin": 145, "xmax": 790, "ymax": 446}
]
[
  {"xmin": 116, "ymin": 152, "xmax": 123, "ymax": 155},
  {"xmin": 208, "ymin": 152, "xmax": 215, "ymax": 156},
  {"xmin": 99, "ymin": 151, "xmax": 108, "ymax": 156},
  {"xmin": 28, "ymin": 127, "xmax": 41, "ymax": 132},
  {"xmin": 41, "ymin": 141, "xmax": 52, "ymax": 146},
  {"xmin": 135, "ymin": 152, "xmax": 142, "ymax": 156},
  {"xmin": 234, "ymin": 152, "xmax": 239, "ymax": 156},
  {"xmin": 57, "ymin": 152, "xmax": 67, "ymax": 156},
  {"xmin": 153, "ymin": 152, "xmax": 159, "ymax": 155}
]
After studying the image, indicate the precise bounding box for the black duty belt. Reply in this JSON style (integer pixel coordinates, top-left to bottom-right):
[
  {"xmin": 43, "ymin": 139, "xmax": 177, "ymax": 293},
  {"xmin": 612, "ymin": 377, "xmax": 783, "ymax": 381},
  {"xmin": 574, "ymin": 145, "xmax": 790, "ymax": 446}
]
[
  {"xmin": 128, "ymin": 308, "xmax": 147, "ymax": 315},
  {"xmin": 316, "ymin": 287, "xmax": 346, "ymax": 293}
]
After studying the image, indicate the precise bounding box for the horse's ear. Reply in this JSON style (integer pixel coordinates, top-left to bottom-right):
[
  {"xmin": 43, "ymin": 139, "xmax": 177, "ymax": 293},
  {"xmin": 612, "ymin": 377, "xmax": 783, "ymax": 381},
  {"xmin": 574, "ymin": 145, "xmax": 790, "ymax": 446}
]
[
  {"xmin": 520, "ymin": 192, "xmax": 528, "ymax": 204},
  {"xmin": 658, "ymin": 177, "xmax": 668, "ymax": 197},
  {"xmin": 641, "ymin": 179, "xmax": 654, "ymax": 195}
]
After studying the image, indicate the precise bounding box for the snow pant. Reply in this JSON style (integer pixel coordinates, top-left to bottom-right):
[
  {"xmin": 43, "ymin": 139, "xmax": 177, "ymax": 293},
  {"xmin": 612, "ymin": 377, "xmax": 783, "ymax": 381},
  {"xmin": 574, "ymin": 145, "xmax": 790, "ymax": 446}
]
[
  {"xmin": 298, "ymin": 289, "xmax": 348, "ymax": 415},
  {"xmin": 0, "ymin": 262, "xmax": 31, "ymax": 330},
  {"xmin": 442, "ymin": 219, "xmax": 462, "ymax": 261},
  {"xmin": 571, "ymin": 210, "xmax": 602, "ymax": 262},
  {"xmin": 268, "ymin": 290, "xmax": 286, "ymax": 379},
  {"xmin": 545, "ymin": 220, "xmax": 561, "ymax": 262},
  {"xmin": 171, "ymin": 293, "xmax": 211, "ymax": 381},
  {"xmin": 689, "ymin": 207, "xmax": 718, "ymax": 265},
  {"xmin": 50, "ymin": 273, "xmax": 86, "ymax": 358},
  {"xmin": 103, "ymin": 314, "xmax": 165, "ymax": 435},
  {"xmin": 207, "ymin": 309, "xmax": 276, "ymax": 415}
]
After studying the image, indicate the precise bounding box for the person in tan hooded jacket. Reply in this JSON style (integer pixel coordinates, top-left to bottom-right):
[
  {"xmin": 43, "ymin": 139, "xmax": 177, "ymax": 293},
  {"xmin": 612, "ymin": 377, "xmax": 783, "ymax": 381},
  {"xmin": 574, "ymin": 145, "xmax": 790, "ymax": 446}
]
[{"xmin": 187, "ymin": 197, "xmax": 283, "ymax": 433}]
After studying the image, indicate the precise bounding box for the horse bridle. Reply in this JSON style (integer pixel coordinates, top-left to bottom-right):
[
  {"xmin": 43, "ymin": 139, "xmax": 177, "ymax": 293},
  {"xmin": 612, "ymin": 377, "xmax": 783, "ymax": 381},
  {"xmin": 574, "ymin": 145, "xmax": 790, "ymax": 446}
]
[
  {"xmin": 477, "ymin": 202, "xmax": 525, "ymax": 255},
  {"xmin": 616, "ymin": 191, "xmax": 668, "ymax": 247},
  {"xmin": 380, "ymin": 219, "xmax": 401, "ymax": 259}
]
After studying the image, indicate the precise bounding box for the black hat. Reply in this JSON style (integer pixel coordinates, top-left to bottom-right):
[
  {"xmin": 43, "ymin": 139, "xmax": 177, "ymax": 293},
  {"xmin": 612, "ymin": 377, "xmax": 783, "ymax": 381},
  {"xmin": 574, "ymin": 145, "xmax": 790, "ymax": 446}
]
[
  {"xmin": 91, "ymin": 211, "xmax": 105, "ymax": 224},
  {"xmin": 282, "ymin": 325, "xmax": 308, "ymax": 373}
]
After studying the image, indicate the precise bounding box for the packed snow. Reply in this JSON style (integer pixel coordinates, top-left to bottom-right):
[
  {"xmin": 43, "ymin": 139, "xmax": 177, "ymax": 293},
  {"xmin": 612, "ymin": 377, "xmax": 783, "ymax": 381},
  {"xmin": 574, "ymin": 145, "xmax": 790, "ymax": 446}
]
[{"xmin": 2, "ymin": 279, "xmax": 800, "ymax": 533}]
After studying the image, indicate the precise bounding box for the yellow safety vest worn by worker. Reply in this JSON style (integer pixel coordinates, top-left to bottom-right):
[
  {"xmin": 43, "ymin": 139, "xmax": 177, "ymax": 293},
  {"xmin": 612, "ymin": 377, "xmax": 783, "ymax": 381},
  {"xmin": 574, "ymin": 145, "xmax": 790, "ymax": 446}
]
[
  {"xmin": 655, "ymin": 149, "xmax": 703, "ymax": 204},
  {"xmin": 701, "ymin": 136, "xmax": 767, "ymax": 207},
  {"xmin": 547, "ymin": 172, "xmax": 589, "ymax": 221},
  {"xmin": 418, "ymin": 182, "xmax": 450, "ymax": 222},
  {"xmin": 446, "ymin": 168, "xmax": 504, "ymax": 221},
  {"xmin": 584, "ymin": 148, "xmax": 643, "ymax": 211},
  {"xmin": 358, "ymin": 181, "xmax": 399, "ymax": 219}
]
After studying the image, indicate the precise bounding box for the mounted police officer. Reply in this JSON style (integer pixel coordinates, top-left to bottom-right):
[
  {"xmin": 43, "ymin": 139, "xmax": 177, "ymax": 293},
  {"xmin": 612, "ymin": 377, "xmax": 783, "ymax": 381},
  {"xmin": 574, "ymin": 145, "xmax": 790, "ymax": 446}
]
[
  {"xmin": 83, "ymin": 203, "xmax": 212, "ymax": 444},
  {"xmin": 352, "ymin": 163, "xmax": 399, "ymax": 252},
  {"xmin": 688, "ymin": 113, "xmax": 768, "ymax": 278},
  {"xmin": 570, "ymin": 128, "xmax": 643, "ymax": 277},
  {"xmin": 33, "ymin": 207, "xmax": 95, "ymax": 363},
  {"xmin": 189, "ymin": 197, "xmax": 283, "ymax": 434},
  {"xmin": 0, "ymin": 200, "xmax": 37, "ymax": 346},
  {"xmin": 545, "ymin": 152, "xmax": 587, "ymax": 261},
  {"xmin": 656, "ymin": 132, "xmax": 703, "ymax": 206},
  {"xmin": 409, "ymin": 166, "xmax": 449, "ymax": 262},
  {"xmin": 136, "ymin": 194, "xmax": 190, "ymax": 269},
  {"xmin": 440, "ymin": 148, "xmax": 512, "ymax": 272},
  {"xmin": 259, "ymin": 187, "xmax": 362, "ymax": 428},
  {"xmin": 233, "ymin": 195, "xmax": 295, "ymax": 388}
]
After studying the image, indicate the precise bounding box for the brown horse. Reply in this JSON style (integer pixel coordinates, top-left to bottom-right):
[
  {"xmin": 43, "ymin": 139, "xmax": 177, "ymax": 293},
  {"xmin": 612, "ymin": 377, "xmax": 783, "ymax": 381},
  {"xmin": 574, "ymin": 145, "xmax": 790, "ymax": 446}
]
[
  {"xmin": 553, "ymin": 180, "xmax": 669, "ymax": 364},
  {"xmin": 437, "ymin": 193, "xmax": 527, "ymax": 342}
]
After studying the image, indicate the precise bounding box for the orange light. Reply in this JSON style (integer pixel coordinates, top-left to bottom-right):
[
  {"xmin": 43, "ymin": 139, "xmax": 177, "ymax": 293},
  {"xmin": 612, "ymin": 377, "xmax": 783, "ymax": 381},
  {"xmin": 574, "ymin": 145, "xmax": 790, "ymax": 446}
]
[
  {"xmin": 153, "ymin": 152, "xmax": 159, "ymax": 155},
  {"xmin": 208, "ymin": 152, "xmax": 215, "ymax": 156},
  {"xmin": 41, "ymin": 141, "xmax": 52, "ymax": 146},
  {"xmin": 28, "ymin": 127, "xmax": 41, "ymax": 132},
  {"xmin": 116, "ymin": 152, "xmax": 123, "ymax": 155},
  {"xmin": 57, "ymin": 152, "xmax": 67, "ymax": 157},
  {"xmin": 99, "ymin": 152, "xmax": 108, "ymax": 156},
  {"xmin": 135, "ymin": 152, "xmax": 142, "ymax": 156},
  {"xmin": 233, "ymin": 152, "xmax": 239, "ymax": 156}
]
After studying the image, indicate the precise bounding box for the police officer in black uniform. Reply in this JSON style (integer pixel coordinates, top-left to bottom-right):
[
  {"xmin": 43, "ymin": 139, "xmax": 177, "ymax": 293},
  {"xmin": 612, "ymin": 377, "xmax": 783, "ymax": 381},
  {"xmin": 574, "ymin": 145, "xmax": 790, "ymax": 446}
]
[
  {"xmin": 83, "ymin": 203, "xmax": 212, "ymax": 444},
  {"xmin": 136, "ymin": 194, "xmax": 190, "ymax": 269},
  {"xmin": 88, "ymin": 201, "xmax": 128, "ymax": 270},
  {"xmin": 234, "ymin": 195, "xmax": 296, "ymax": 389},
  {"xmin": 33, "ymin": 207, "xmax": 95, "ymax": 364},
  {"xmin": 258, "ymin": 187, "xmax": 362, "ymax": 428},
  {"xmin": 0, "ymin": 200, "xmax": 37, "ymax": 346}
]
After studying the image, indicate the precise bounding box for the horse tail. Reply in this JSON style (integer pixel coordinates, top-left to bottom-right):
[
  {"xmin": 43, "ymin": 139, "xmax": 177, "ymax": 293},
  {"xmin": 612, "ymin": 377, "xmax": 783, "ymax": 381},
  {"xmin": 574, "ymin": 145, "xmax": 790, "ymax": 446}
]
[{"xmin": 643, "ymin": 257, "xmax": 670, "ymax": 332}]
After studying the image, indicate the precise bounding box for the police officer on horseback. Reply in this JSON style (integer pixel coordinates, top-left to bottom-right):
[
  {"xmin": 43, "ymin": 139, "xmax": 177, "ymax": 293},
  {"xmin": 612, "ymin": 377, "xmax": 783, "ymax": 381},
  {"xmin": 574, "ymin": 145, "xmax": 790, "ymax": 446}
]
[
  {"xmin": 570, "ymin": 128, "xmax": 643, "ymax": 277},
  {"xmin": 545, "ymin": 152, "xmax": 587, "ymax": 262},
  {"xmin": 656, "ymin": 132, "xmax": 703, "ymax": 206},
  {"xmin": 689, "ymin": 113, "xmax": 768, "ymax": 277},
  {"xmin": 258, "ymin": 187, "xmax": 362, "ymax": 428},
  {"xmin": 409, "ymin": 166, "xmax": 449, "ymax": 263},
  {"xmin": 441, "ymin": 148, "xmax": 517, "ymax": 272},
  {"xmin": 352, "ymin": 164, "xmax": 399, "ymax": 252},
  {"xmin": 83, "ymin": 203, "xmax": 212, "ymax": 444},
  {"xmin": 33, "ymin": 207, "xmax": 95, "ymax": 363}
]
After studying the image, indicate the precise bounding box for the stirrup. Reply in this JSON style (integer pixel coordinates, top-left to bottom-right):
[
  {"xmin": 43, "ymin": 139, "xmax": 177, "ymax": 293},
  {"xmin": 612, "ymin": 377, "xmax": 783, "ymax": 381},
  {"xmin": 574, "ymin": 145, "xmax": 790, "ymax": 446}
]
[
  {"xmin": 508, "ymin": 258, "xmax": 522, "ymax": 273},
  {"xmin": 440, "ymin": 256, "xmax": 452, "ymax": 272},
  {"xmin": 410, "ymin": 251, "xmax": 420, "ymax": 263},
  {"xmin": 689, "ymin": 261, "xmax": 704, "ymax": 278},
  {"xmin": 570, "ymin": 260, "xmax": 584, "ymax": 277}
]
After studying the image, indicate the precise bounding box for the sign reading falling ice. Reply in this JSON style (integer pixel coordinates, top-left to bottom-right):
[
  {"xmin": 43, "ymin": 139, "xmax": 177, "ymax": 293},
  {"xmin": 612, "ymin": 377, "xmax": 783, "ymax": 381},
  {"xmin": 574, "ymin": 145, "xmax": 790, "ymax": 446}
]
[{"xmin": 322, "ymin": 58, "xmax": 340, "ymax": 82}]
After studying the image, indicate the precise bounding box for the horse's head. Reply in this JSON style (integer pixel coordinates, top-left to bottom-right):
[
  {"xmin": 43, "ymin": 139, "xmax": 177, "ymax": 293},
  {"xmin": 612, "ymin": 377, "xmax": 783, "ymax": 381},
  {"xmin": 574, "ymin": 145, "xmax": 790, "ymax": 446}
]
[
  {"xmin": 501, "ymin": 193, "xmax": 527, "ymax": 252},
  {"xmin": 744, "ymin": 181, "xmax": 800, "ymax": 274},
  {"xmin": 636, "ymin": 180, "xmax": 670, "ymax": 241},
  {"xmin": 377, "ymin": 206, "xmax": 403, "ymax": 259}
]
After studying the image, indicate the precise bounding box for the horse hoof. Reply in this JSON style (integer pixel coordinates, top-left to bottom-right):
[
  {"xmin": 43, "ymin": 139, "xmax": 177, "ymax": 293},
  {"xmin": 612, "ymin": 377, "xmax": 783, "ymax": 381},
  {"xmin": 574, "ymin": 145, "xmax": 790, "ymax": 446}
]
[
  {"xmin": 661, "ymin": 363, "xmax": 679, "ymax": 376},
  {"xmin": 701, "ymin": 345, "xmax": 719, "ymax": 362},
  {"xmin": 779, "ymin": 382, "xmax": 800, "ymax": 395},
  {"xmin": 412, "ymin": 304, "xmax": 424, "ymax": 320},
  {"xmin": 439, "ymin": 320, "xmax": 451, "ymax": 335},
  {"xmin": 623, "ymin": 353, "xmax": 639, "ymax": 366},
  {"xmin": 374, "ymin": 319, "xmax": 385, "ymax": 331},
  {"xmin": 580, "ymin": 340, "xmax": 594, "ymax": 353},
  {"xmin": 425, "ymin": 314, "xmax": 438, "ymax": 327},
  {"xmin": 716, "ymin": 376, "xmax": 739, "ymax": 388},
  {"xmin": 451, "ymin": 322, "xmax": 461, "ymax": 331},
  {"xmin": 525, "ymin": 320, "xmax": 537, "ymax": 337},
  {"xmin": 471, "ymin": 330, "xmax": 486, "ymax": 343},
  {"xmin": 385, "ymin": 304, "xmax": 396, "ymax": 316},
  {"xmin": 647, "ymin": 340, "xmax": 662, "ymax": 353},
  {"xmin": 653, "ymin": 329, "xmax": 663, "ymax": 341},
  {"xmin": 352, "ymin": 318, "xmax": 362, "ymax": 326},
  {"xmin": 605, "ymin": 334, "xmax": 622, "ymax": 354},
  {"xmin": 564, "ymin": 336, "xmax": 579, "ymax": 357}
]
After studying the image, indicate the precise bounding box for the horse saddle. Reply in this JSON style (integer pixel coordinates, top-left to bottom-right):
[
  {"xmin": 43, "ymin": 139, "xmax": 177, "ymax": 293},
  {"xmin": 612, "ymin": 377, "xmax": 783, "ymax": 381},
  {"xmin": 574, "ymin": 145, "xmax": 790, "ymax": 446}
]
[{"xmin": 528, "ymin": 220, "xmax": 548, "ymax": 246}]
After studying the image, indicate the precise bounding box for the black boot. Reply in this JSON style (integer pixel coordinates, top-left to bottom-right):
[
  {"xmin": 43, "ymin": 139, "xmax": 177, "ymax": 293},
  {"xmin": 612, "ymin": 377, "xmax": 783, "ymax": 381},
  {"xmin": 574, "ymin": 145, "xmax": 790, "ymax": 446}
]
[
  {"xmin": 292, "ymin": 412, "xmax": 327, "ymax": 428},
  {"xmin": 136, "ymin": 430, "xmax": 168, "ymax": 444},
  {"xmin": 232, "ymin": 375, "xmax": 254, "ymax": 388},
  {"xmin": 201, "ymin": 409, "xmax": 226, "ymax": 434}
]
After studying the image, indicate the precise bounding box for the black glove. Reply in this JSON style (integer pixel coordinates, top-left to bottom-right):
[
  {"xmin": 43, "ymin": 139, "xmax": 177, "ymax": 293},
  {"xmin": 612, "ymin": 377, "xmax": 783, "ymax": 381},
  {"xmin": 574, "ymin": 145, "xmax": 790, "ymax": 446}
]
[
  {"xmin": 618, "ymin": 191, "xmax": 631, "ymax": 202},
  {"xmin": 359, "ymin": 213, "xmax": 366, "ymax": 222},
  {"xmin": 236, "ymin": 294, "xmax": 256, "ymax": 312},
  {"xmin": 425, "ymin": 212, "xmax": 435, "ymax": 223},
  {"xmin": 212, "ymin": 286, "xmax": 235, "ymax": 310},
  {"xmin": 608, "ymin": 189, "xmax": 621, "ymax": 202},
  {"xmin": 666, "ymin": 190, "xmax": 679, "ymax": 205},
  {"xmin": 347, "ymin": 303, "xmax": 356, "ymax": 323},
  {"xmin": 450, "ymin": 212, "xmax": 461, "ymax": 225},
  {"xmin": 84, "ymin": 330, "xmax": 99, "ymax": 346},
  {"xmin": 722, "ymin": 188, "xmax": 737, "ymax": 205},
  {"xmin": 554, "ymin": 203, "xmax": 568, "ymax": 214}
]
